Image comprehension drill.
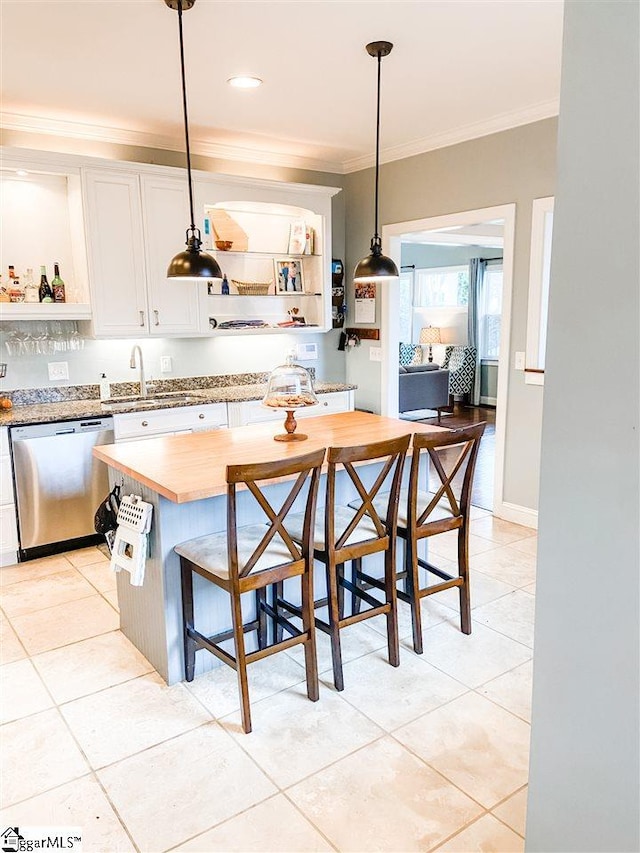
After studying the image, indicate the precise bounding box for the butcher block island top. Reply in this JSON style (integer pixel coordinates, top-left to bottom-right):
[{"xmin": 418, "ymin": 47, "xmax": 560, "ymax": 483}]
[{"xmin": 93, "ymin": 411, "xmax": 446, "ymax": 503}]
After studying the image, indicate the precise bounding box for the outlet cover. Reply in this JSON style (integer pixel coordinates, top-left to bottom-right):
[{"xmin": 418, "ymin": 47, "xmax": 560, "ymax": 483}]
[
  {"xmin": 48, "ymin": 362, "xmax": 69, "ymax": 381},
  {"xmin": 514, "ymin": 351, "xmax": 526, "ymax": 371},
  {"xmin": 369, "ymin": 346, "xmax": 382, "ymax": 362},
  {"xmin": 160, "ymin": 356, "xmax": 173, "ymax": 373}
]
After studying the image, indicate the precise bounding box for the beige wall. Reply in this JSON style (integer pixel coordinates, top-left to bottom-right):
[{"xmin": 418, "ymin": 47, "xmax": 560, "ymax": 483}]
[{"xmin": 344, "ymin": 118, "xmax": 558, "ymax": 512}]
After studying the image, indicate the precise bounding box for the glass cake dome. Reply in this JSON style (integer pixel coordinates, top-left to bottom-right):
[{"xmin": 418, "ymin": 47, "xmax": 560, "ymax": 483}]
[{"xmin": 262, "ymin": 355, "xmax": 319, "ymax": 441}]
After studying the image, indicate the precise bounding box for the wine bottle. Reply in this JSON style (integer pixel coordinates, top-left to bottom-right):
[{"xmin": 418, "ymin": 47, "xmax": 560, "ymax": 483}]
[
  {"xmin": 51, "ymin": 263, "xmax": 66, "ymax": 303},
  {"xmin": 39, "ymin": 266, "xmax": 53, "ymax": 303}
]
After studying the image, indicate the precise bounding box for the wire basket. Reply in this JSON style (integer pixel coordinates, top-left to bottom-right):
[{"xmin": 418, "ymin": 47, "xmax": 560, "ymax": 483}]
[{"xmin": 232, "ymin": 280, "xmax": 272, "ymax": 296}]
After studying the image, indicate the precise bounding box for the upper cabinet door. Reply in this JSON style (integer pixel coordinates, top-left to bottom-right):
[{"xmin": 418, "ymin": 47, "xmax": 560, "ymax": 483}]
[
  {"xmin": 140, "ymin": 176, "xmax": 201, "ymax": 336},
  {"xmin": 83, "ymin": 170, "xmax": 149, "ymax": 336}
]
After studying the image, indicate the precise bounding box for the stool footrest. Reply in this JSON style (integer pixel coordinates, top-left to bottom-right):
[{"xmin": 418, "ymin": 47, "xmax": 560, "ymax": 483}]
[
  {"xmin": 315, "ymin": 603, "xmax": 389, "ymax": 634},
  {"xmin": 417, "ymin": 557, "xmax": 454, "ymax": 581},
  {"xmin": 340, "ymin": 575, "xmax": 382, "ymax": 611}
]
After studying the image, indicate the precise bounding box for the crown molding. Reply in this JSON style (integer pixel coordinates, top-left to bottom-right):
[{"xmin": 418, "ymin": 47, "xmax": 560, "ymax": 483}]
[
  {"xmin": 342, "ymin": 98, "xmax": 560, "ymax": 173},
  {"xmin": 0, "ymin": 112, "xmax": 345, "ymax": 176},
  {"xmin": 2, "ymin": 98, "xmax": 560, "ymax": 178}
]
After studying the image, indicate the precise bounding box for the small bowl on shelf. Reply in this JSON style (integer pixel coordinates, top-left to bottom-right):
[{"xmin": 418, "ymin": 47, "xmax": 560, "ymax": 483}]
[
  {"xmin": 232, "ymin": 280, "xmax": 272, "ymax": 296},
  {"xmin": 215, "ymin": 240, "xmax": 233, "ymax": 251}
]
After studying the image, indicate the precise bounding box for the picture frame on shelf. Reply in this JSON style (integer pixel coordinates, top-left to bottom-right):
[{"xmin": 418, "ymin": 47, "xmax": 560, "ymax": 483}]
[
  {"xmin": 287, "ymin": 219, "xmax": 307, "ymax": 254},
  {"xmin": 274, "ymin": 258, "xmax": 304, "ymax": 294}
]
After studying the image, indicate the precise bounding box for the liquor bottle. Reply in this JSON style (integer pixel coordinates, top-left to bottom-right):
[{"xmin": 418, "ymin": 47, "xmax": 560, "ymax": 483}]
[
  {"xmin": 23, "ymin": 269, "xmax": 39, "ymax": 303},
  {"xmin": 51, "ymin": 263, "xmax": 66, "ymax": 303},
  {"xmin": 8, "ymin": 266, "xmax": 16, "ymax": 281},
  {"xmin": 39, "ymin": 266, "xmax": 53, "ymax": 303},
  {"xmin": 221, "ymin": 275, "xmax": 230, "ymax": 295}
]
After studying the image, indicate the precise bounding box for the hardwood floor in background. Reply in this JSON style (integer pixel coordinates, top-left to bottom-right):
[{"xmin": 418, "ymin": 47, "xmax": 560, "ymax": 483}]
[{"xmin": 420, "ymin": 406, "xmax": 496, "ymax": 511}]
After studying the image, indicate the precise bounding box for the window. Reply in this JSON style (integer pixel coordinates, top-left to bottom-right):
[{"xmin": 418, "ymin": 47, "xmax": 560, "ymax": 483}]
[
  {"xmin": 414, "ymin": 266, "xmax": 469, "ymax": 308},
  {"xmin": 480, "ymin": 264, "xmax": 503, "ymax": 360}
]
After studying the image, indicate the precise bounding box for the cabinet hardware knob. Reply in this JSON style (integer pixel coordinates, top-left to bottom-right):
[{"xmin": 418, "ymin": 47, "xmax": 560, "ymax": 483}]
[
  {"xmin": 139, "ymin": 310, "xmax": 145, "ymax": 326},
  {"xmin": 141, "ymin": 420, "xmax": 148, "ymax": 427},
  {"xmin": 198, "ymin": 413, "xmax": 205, "ymax": 419},
  {"xmin": 154, "ymin": 309, "xmax": 159, "ymax": 326}
]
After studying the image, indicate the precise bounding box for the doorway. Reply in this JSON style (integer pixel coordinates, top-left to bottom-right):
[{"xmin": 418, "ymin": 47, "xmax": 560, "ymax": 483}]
[{"xmin": 381, "ymin": 204, "xmax": 516, "ymax": 516}]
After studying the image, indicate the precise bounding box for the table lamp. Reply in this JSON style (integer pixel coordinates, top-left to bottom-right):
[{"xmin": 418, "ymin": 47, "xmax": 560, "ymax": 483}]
[{"xmin": 419, "ymin": 326, "xmax": 442, "ymax": 363}]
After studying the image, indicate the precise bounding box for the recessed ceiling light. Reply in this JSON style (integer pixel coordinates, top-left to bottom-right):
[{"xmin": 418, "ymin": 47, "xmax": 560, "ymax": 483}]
[
  {"xmin": 16, "ymin": 170, "xmax": 28, "ymax": 177},
  {"xmin": 227, "ymin": 76, "xmax": 262, "ymax": 89}
]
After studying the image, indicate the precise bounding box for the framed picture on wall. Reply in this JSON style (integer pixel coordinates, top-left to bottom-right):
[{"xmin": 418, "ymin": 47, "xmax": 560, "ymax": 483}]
[{"xmin": 274, "ymin": 258, "xmax": 304, "ymax": 293}]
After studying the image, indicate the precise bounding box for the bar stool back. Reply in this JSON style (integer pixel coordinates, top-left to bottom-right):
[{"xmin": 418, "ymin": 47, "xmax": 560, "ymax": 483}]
[
  {"xmin": 175, "ymin": 448, "xmax": 325, "ymax": 733},
  {"xmin": 401, "ymin": 423, "xmax": 486, "ymax": 652},
  {"xmin": 275, "ymin": 433, "xmax": 411, "ymax": 691}
]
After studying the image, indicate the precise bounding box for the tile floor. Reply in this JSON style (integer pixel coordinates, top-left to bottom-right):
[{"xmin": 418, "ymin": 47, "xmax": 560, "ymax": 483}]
[{"xmin": 0, "ymin": 513, "xmax": 536, "ymax": 853}]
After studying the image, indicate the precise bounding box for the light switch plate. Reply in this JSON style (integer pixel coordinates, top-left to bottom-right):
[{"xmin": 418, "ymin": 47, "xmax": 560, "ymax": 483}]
[
  {"xmin": 48, "ymin": 362, "xmax": 69, "ymax": 381},
  {"xmin": 369, "ymin": 346, "xmax": 382, "ymax": 362},
  {"xmin": 160, "ymin": 356, "xmax": 173, "ymax": 373},
  {"xmin": 514, "ymin": 351, "xmax": 526, "ymax": 371}
]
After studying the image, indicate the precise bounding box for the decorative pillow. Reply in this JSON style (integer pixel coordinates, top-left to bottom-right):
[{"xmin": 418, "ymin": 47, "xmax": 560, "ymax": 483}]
[
  {"xmin": 441, "ymin": 346, "xmax": 454, "ymax": 369},
  {"xmin": 399, "ymin": 343, "xmax": 423, "ymax": 367}
]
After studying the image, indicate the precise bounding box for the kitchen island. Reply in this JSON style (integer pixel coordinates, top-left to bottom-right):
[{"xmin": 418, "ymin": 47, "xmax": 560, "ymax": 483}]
[{"xmin": 93, "ymin": 411, "xmax": 445, "ymax": 683}]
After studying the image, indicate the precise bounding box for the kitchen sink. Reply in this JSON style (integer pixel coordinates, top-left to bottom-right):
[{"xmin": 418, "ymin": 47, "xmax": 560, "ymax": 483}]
[{"xmin": 100, "ymin": 393, "xmax": 206, "ymax": 412}]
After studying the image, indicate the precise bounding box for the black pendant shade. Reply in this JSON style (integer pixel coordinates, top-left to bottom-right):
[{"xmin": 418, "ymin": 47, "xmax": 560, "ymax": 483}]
[
  {"xmin": 353, "ymin": 41, "xmax": 398, "ymax": 284},
  {"xmin": 165, "ymin": 0, "xmax": 222, "ymax": 281}
]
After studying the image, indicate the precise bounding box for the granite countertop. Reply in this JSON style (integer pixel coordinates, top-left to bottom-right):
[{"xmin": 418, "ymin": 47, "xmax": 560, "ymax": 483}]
[{"xmin": 0, "ymin": 378, "xmax": 357, "ymax": 427}]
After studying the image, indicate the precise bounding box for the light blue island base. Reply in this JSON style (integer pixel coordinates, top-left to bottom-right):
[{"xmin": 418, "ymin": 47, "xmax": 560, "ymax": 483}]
[{"xmin": 111, "ymin": 459, "xmax": 429, "ymax": 685}]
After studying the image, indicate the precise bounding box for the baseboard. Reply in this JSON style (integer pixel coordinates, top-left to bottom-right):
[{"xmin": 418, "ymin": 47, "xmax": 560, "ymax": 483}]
[
  {"xmin": 492, "ymin": 500, "xmax": 538, "ymax": 529},
  {"xmin": 0, "ymin": 548, "xmax": 18, "ymax": 568},
  {"xmin": 480, "ymin": 395, "xmax": 497, "ymax": 406}
]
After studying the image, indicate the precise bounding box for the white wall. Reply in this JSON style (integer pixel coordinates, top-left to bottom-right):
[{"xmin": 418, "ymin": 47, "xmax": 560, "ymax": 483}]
[{"xmin": 526, "ymin": 2, "xmax": 639, "ymax": 850}]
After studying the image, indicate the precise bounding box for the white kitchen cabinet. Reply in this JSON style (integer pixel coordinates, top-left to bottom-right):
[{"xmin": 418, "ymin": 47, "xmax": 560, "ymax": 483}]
[
  {"xmin": 113, "ymin": 402, "xmax": 228, "ymax": 442},
  {"xmin": 140, "ymin": 175, "xmax": 200, "ymax": 335},
  {"xmin": 83, "ymin": 170, "xmax": 149, "ymax": 336},
  {"xmin": 84, "ymin": 170, "xmax": 201, "ymax": 338},
  {"xmin": 0, "ymin": 427, "xmax": 18, "ymax": 567},
  {"xmin": 227, "ymin": 390, "xmax": 354, "ymax": 427}
]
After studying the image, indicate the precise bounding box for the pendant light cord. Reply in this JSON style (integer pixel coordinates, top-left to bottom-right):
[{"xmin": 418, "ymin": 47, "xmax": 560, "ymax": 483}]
[
  {"xmin": 373, "ymin": 50, "xmax": 382, "ymax": 243},
  {"xmin": 177, "ymin": 0, "xmax": 196, "ymax": 232}
]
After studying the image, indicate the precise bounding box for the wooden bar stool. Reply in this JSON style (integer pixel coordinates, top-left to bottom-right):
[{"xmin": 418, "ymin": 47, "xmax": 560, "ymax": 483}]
[
  {"xmin": 175, "ymin": 448, "xmax": 325, "ymax": 734},
  {"xmin": 351, "ymin": 424, "xmax": 485, "ymax": 654},
  {"xmin": 274, "ymin": 434, "xmax": 411, "ymax": 691}
]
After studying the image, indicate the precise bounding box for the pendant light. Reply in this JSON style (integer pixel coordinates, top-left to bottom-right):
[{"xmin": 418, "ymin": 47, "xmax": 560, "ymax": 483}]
[
  {"xmin": 353, "ymin": 41, "xmax": 399, "ymax": 284},
  {"xmin": 165, "ymin": 0, "xmax": 222, "ymax": 280}
]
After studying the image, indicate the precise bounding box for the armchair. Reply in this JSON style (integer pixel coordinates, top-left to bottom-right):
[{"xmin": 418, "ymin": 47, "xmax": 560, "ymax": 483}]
[{"xmin": 441, "ymin": 346, "xmax": 477, "ymax": 404}]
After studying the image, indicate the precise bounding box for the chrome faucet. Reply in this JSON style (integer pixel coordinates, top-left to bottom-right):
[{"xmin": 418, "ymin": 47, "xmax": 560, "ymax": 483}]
[{"xmin": 129, "ymin": 345, "xmax": 147, "ymax": 398}]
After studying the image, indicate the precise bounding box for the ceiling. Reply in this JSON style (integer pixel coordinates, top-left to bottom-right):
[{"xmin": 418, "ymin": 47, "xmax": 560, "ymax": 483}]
[{"xmin": 1, "ymin": 0, "xmax": 564, "ymax": 174}]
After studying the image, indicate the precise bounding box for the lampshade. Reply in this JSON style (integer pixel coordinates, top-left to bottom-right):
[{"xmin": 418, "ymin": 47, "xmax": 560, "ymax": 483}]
[
  {"xmin": 354, "ymin": 239, "xmax": 399, "ymax": 283},
  {"xmin": 420, "ymin": 326, "xmax": 442, "ymax": 345},
  {"xmin": 165, "ymin": 0, "xmax": 222, "ymax": 281},
  {"xmin": 353, "ymin": 41, "xmax": 399, "ymax": 284},
  {"xmin": 167, "ymin": 230, "xmax": 222, "ymax": 280}
]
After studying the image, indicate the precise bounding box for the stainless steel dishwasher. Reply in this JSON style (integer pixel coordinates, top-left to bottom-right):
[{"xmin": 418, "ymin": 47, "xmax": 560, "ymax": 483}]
[{"xmin": 10, "ymin": 417, "xmax": 114, "ymax": 560}]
